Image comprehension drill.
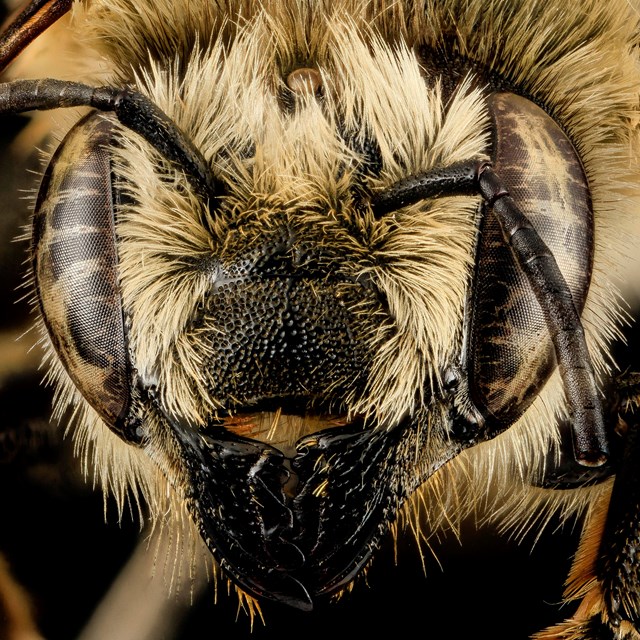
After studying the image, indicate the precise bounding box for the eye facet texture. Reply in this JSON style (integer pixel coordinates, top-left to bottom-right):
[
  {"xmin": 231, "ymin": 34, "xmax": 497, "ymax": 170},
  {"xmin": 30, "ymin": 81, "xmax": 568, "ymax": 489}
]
[
  {"xmin": 32, "ymin": 114, "xmax": 132, "ymax": 438},
  {"xmin": 468, "ymin": 92, "xmax": 593, "ymax": 427}
]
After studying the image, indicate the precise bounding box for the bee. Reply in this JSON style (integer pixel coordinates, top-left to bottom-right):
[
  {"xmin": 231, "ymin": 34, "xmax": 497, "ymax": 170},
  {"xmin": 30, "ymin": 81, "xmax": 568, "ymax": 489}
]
[{"xmin": 2, "ymin": 0, "xmax": 640, "ymax": 637}]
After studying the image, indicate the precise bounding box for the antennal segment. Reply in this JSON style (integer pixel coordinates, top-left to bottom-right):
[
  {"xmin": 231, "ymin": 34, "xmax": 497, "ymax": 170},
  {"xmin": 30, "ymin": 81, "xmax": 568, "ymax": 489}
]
[
  {"xmin": 371, "ymin": 160, "xmax": 608, "ymax": 467},
  {"xmin": 0, "ymin": 0, "xmax": 73, "ymax": 74},
  {"xmin": 0, "ymin": 78, "xmax": 222, "ymax": 205}
]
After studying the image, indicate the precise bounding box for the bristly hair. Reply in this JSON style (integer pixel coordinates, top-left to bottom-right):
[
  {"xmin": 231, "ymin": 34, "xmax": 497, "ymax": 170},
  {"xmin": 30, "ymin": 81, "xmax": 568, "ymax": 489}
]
[{"xmin": 27, "ymin": 0, "xmax": 640, "ymax": 605}]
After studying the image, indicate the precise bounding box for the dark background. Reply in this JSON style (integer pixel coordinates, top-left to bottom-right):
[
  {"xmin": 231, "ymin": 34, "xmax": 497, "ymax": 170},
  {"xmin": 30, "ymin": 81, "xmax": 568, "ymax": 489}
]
[{"xmin": 0, "ymin": 2, "xmax": 636, "ymax": 639}]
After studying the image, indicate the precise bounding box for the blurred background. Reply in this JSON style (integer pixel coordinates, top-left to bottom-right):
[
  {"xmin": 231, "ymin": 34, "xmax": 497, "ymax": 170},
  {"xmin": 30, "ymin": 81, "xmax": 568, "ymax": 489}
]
[{"xmin": 1, "ymin": 1, "xmax": 638, "ymax": 639}]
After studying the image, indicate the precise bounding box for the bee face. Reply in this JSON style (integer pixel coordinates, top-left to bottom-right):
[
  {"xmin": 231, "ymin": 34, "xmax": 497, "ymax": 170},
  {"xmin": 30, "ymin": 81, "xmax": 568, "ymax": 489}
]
[{"xmin": 5, "ymin": 0, "xmax": 640, "ymax": 625}]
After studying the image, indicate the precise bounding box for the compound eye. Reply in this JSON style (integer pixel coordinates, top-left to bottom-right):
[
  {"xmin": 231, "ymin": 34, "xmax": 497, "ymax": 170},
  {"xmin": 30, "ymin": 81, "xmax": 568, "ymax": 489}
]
[
  {"xmin": 468, "ymin": 92, "xmax": 593, "ymax": 426},
  {"xmin": 32, "ymin": 113, "xmax": 137, "ymax": 442}
]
